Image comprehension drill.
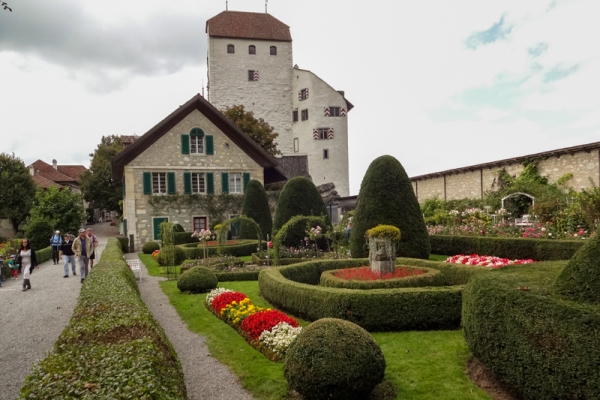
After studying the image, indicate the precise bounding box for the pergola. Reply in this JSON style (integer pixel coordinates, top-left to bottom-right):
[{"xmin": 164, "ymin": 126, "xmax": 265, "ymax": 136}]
[{"xmin": 501, "ymin": 192, "xmax": 535, "ymax": 210}]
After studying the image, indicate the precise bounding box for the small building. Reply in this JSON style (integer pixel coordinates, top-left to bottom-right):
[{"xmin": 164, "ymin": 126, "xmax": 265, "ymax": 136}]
[{"xmin": 111, "ymin": 93, "xmax": 286, "ymax": 250}]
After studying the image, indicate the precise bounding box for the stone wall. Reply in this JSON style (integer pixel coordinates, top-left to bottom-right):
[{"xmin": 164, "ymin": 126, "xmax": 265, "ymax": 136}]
[
  {"xmin": 123, "ymin": 109, "xmax": 265, "ymax": 249},
  {"xmin": 412, "ymin": 146, "xmax": 600, "ymax": 203}
]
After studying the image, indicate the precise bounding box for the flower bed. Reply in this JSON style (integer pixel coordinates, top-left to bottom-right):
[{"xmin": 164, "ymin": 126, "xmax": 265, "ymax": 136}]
[
  {"xmin": 333, "ymin": 266, "xmax": 424, "ymax": 281},
  {"xmin": 205, "ymin": 288, "xmax": 301, "ymax": 360},
  {"xmin": 445, "ymin": 254, "xmax": 535, "ymax": 268}
]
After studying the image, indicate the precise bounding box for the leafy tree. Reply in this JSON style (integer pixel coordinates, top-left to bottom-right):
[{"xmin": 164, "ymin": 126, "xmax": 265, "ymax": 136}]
[
  {"xmin": 350, "ymin": 155, "xmax": 430, "ymax": 259},
  {"xmin": 240, "ymin": 180, "xmax": 272, "ymax": 240},
  {"xmin": 221, "ymin": 105, "xmax": 281, "ymax": 157},
  {"xmin": 80, "ymin": 135, "xmax": 123, "ymax": 213},
  {"xmin": 24, "ymin": 218, "xmax": 53, "ymax": 250},
  {"xmin": 272, "ymin": 177, "xmax": 330, "ymax": 247},
  {"xmin": 0, "ymin": 153, "xmax": 37, "ymax": 234},
  {"xmin": 27, "ymin": 186, "xmax": 86, "ymax": 235}
]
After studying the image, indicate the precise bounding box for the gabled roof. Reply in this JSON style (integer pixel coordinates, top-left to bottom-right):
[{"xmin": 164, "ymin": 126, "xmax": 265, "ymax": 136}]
[
  {"xmin": 29, "ymin": 160, "xmax": 76, "ymax": 183},
  {"xmin": 111, "ymin": 93, "xmax": 287, "ymax": 184},
  {"xmin": 57, "ymin": 165, "xmax": 87, "ymax": 180},
  {"xmin": 32, "ymin": 174, "xmax": 62, "ymax": 189},
  {"xmin": 206, "ymin": 11, "xmax": 292, "ymax": 42}
]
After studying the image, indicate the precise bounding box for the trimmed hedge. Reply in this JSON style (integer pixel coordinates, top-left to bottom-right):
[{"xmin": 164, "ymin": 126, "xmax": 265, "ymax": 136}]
[
  {"xmin": 177, "ymin": 240, "xmax": 264, "ymax": 259},
  {"xmin": 142, "ymin": 241, "xmax": 160, "ymax": 255},
  {"xmin": 240, "ymin": 180, "xmax": 272, "ymax": 240},
  {"xmin": 258, "ymin": 258, "xmax": 490, "ymax": 331},
  {"xmin": 215, "ymin": 270, "xmax": 261, "ymax": 281},
  {"xmin": 320, "ymin": 266, "xmax": 443, "ymax": 289},
  {"xmin": 430, "ymin": 234, "xmax": 584, "ymax": 260},
  {"xmin": 251, "ymin": 253, "xmax": 309, "ymax": 266},
  {"xmin": 115, "ymin": 236, "xmax": 129, "ymax": 253},
  {"xmin": 35, "ymin": 246, "xmax": 52, "ymax": 264},
  {"xmin": 19, "ymin": 238, "xmax": 186, "ymax": 399},
  {"xmin": 462, "ymin": 261, "xmax": 600, "ymax": 399},
  {"xmin": 173, "ymin": 232, "xmax": 198, "ymax": 245}
]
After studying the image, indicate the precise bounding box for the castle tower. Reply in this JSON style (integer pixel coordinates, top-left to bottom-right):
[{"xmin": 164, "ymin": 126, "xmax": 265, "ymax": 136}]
[{"xmin": 206, "ymin": 11, "xmax": 351, "ymax": 196}]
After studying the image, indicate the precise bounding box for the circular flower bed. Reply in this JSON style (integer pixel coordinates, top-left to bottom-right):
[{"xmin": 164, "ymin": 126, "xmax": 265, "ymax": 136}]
[
  {"xmin": 333, "ymin": 266, "xmax": 423, "ymax": 281},
  {"xmin": 445, "ymin": 254, "xmax": 535, "ymax": 268},
  {"xmin": 320, "ymin": 266, "xmax": 443, "ymax": 290}
]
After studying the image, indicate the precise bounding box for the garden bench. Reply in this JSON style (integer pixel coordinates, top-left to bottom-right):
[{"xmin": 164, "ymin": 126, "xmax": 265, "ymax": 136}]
[
  {"xmin": 126, "ymin": 259, "xmax": 142, "ymax": 282},
  {"xmin": 515, "ymin": 214, "xmax": 533, "ymax": 227}
]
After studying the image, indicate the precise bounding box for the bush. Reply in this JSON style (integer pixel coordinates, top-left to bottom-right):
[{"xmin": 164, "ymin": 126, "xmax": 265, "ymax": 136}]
[
  {"xmin": 258, "ymin": 258, "xmax": 489, "ymax": 331},
  {"xmin": 35, "ymin": 246, "xmax": 52, "ymax": 264},
  {"xmin": 177, "ymin": 266, "xmax": 217, "ymax": 293},
  {"xmin": 24, "ymin": 218, "xmax": 53, "ymax": 251},
  {"xmin": 142, "ymin": 241, "xmax": 160, "ymax": 254},
  {"xmin": 554, "ymin": 228, "xmax": 600, "ymax": 303},
  {"xmin": 284, "ymin": 318, "xmax": 386, "ymax": 400},
  {"xmin": 240, "ymin": 180, "xmax": 271, "ymax": 240},
  {"xmin": 430, "ymin": 234, "xmax": 584, "ymax": 260},
  {"xmin": 173, "ymin": 224, "xmax": 185, "ymax": 233},
  {"xmin": 177, "ymin": 240, "xmax": 264, "ymax": 259},
  {"xmin": 462, "ymin": 260, "xmax": 600, "ymax": 399},
  {"xmin": 19, "ymin": 238, "xmax": 186, "ymax": 399},
  {"xmin": 350, "ymin": 155, "xmax": 430, "ymax": 259},
  {"xmin": 272, "ymin": 177, "xmax": 331, "ymax": 247},
  {"xmin": 174, "ymin": 247, "xmax": 187, "ymax": 266},
  {"xmin": 115, "ymin": 236, "xmax": 129, "ymax": 253},
  {"xmin": 173, "ymin": 232, "xmax": 197, "ymax": 245}
]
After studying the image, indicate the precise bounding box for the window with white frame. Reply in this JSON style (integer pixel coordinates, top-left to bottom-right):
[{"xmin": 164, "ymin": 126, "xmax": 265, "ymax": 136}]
[
  {"xmin": 317, "ymin": 128, "xmax": 330, "ymax": 140},
  {"xmin": 190, "ymin": 128, "xmax": 204, "ymax": 154},
  {"xmin": 191, "ymin": 172, "xmax": 206, "ymax": 194},
  {"xmin": 152, "ymin": 173, "xmax": 167, "ymax": 194},
  {"xmin": 329, "ymin": 107, "xmax": 341, "ymax": 117},
  {"xmin": 229, "ymin": 173, "xmax": 242, "ymax": 194}
]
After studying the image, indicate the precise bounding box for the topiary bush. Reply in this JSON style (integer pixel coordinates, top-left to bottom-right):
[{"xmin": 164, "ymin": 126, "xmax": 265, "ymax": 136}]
[
  {"xmin": 24, "ymin": 217, "xmax": 54, "ymax": 251},
  {"xmin": 172, "ymin": 224, "xmax": 185, "ymax": 233},
  {"xmin": 284, "ymin": 318, "xmax": 386, "ymax": 400},
  {"xmin": 272, "ymin": 177, "xmax": 331, "ymax": 247},
  {"xmin": 240, "ymin": 180, "xmax": 272, "ymax": 241},
  {"xmin": 554, "ymin": 227, "xmax": 600, "ymax": 302},
  {"xmin": 174, "ymin": 247, "xmax": 187, "ymax": 266},
  {"xmin": 142, "ymin": 241, "xmax": 160, "ymax": 255},
  {"xmin": 176, "ymin": 266, "xmax": 218, "ymax": 293},
  {"xmin": 350, "ymin": 155, "xmax": 430, "ymax": 259}
]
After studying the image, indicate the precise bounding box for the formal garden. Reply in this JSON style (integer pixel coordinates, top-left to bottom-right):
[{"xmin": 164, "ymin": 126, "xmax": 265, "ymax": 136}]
[{"xmin": 17, "ymin": 156, "xmax": 600, "ymax": 399}]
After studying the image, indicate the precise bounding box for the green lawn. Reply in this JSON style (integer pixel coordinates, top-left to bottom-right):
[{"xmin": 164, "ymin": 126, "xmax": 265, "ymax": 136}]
[{"xmin": 159, "ymin": 280, "xmax": 490, "ymax": 400}]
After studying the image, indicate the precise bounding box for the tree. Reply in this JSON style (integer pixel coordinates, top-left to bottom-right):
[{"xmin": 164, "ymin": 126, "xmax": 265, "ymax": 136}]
[
  {"xmin": 80, "ymin": 135, "xmax": 123, "ymax": 213},
  {"xmin": 350, "ymin": 155, "xmax": 430, "ymax": 259},
  {"xmin": 0, "ymin": 153, "xmax": 37, "ymax": 235},
  {"xmin": 240, "ymin": 180, "xmax": 272, "ymax": 240},
  {"xmin": 221, "ymin": 105, "xmax": 281, "ymax": 157},
  {"xmin": 272, "ymin": 177, "xmax": 330, "ymax": 247},
  {"xmin": 27, "ymin": 186, "xmax": 86, "ymax": 235}
]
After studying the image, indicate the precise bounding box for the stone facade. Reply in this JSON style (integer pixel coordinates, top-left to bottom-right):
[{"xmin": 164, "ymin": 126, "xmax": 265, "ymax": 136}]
[
  {"xmin": 122, "ymin": 109, "xmax": 265, "ymax": 249},
  {"xmin": 412, "ymin": 145, "xmax": 600, "ymax": 203}
]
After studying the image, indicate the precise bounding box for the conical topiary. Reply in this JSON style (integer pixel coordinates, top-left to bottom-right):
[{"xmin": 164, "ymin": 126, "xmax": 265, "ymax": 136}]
[
  {"xmin": 239, "ymin": 180, "xmax": 272, "ymax": 241},
  {"xmin": 272, "ymin": 177, "xmax": 331, "ymax": 247},
  {"xmin": 555, "ymin": 228, "xmax": 600, "ymax": 303},
  {"xmin": 349, "ymin": 155, "xmax": 430, "ymax": 259}
]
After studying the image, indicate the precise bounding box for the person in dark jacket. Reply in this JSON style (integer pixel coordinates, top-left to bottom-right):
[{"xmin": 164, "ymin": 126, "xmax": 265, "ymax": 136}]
[
  {"xmin": 59, "ymin": 233, "xmax": 76, "ymax": 277},
  {"xmin": 18, "ymin": 238, "xmax": 38, "ymax": 291}
]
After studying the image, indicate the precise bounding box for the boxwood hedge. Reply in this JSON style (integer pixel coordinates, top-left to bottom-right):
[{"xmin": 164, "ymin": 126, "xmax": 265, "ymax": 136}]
[
  {"xmin": 177, "ymin": 240, "xmax": 264, "ymax": 259},
  {"xmin": 258, "ymin": 258, "xmax": 490, "ymax": 331},
  {"xmin": 430, "ymin": 234, "xmax": 584, "ymax": 260},
  {"xmin": 320, "ymin": 266, "xmax": 443, "ymax": 289},
  {"xmin": 462, "ymin": 261, "xmax": 600, "ymax": 399},
  {"xmin": 19, "ymin": 238, "xmax": 186, "ymax": 399}
]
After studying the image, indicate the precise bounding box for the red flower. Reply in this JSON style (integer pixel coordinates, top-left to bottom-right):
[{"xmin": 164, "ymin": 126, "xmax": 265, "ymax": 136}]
[
  {"xmin": 211, "ymin": 291, "xmax": 247, "ymax": 313},
  {"xmin": 241, "ymin": 310, "xmax": 299, "ymax": 340}
]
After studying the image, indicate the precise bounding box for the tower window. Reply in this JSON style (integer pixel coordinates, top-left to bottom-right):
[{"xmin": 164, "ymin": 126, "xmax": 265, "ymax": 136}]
[
  {"xmin": 323, "ymin": 149, "xmax": 329, "ymax": 159},
  {"xmin": 249, "ymin": 45, "xmax": 256, "ymax": 55},
  {"xmin": 329, "ymin": 107, "xmax": 341, "ymax": 117},
  {"xmin": 270, "ymin": 46, "xmax": 277, "ymax": 55},
  {"xmin": 248, "ymin": 70, "xmax": 259, "ymax": 81},
  {"xmin": 227, "ymin": 44, "xmax": 235, "ymax": 54},
  {"xmin": 292, "ymin": 110, "xmax": 298, "ymax": 122},
  {"xmin": 301, "ymin": 109, "xmax": 308, "ymax": 121}
]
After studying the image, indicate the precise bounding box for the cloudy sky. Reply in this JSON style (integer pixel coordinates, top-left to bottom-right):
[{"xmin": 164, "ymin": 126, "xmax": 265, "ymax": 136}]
[{"xmin": 1, "ymin": 0, "xmax": 598, "ymax": 195}]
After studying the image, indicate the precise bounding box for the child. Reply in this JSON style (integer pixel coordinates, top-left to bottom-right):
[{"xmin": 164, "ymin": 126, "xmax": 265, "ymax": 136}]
[{"xmin": 9, "ymin": 254, "xmax": 18, "ymax": 279}]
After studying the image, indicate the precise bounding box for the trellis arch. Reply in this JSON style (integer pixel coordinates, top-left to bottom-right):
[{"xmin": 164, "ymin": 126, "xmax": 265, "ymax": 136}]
[
  {"xmin": 272, "ymin": 215, "xmax": 328, "ymax": 266},
  {"xmin": 215, "ymin": 215, "xmax": 262, "ymax": 255},
  {"xmin": 501, "ymin": 192, "xmax": 535, "ymax": 210}
]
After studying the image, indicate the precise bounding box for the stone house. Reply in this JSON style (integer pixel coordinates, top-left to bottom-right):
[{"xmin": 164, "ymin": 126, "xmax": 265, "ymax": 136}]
[
  {"xmin": 111, "ymin": 93, "xmax": 286, "ymax": 250},
  {"xmin": 206, "ymin": 10, "xmax": 353, "ymax": 197}
]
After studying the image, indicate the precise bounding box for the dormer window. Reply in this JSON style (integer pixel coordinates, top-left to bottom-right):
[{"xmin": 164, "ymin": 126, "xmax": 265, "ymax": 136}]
[
  {"xmin": 270, "ymin": 46, "xmax": 277, "ymax": 55},
  {"xmin": 227, "ymin": 44, "xmax": 235, "ymax": 54},
  {"xmin": 249, "ymin": 45, "xmax": 256, "ymax": 55}
]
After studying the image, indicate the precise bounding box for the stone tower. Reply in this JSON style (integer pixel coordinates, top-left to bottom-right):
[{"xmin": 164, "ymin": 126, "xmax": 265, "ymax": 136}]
[{"xmin": 206, "ymin": 11, "xmax": 351, "ymax": 196}]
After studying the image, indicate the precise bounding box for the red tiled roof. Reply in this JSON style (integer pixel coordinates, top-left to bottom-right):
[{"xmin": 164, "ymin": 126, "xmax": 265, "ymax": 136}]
[
  {"xmin": 57, "ymin": 165, "xmax": 87, "ymax": 180},
  {"xmin": 206, "ymin": 11, "xmax": 292, "ymax": 41},
  {"xmin": 32, "ymin": 174, "xmax": 62, "ymax": 189},
  {"xmin": 30, "ymin": 160, "xmax": 75, "ymax": 183}
]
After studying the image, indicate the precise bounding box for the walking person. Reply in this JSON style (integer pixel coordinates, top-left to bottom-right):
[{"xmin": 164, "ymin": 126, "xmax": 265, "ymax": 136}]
[
  {"xmin": 72, "ymin": 229, "xmax": 93, "ymax": 283},
  {"xmin": 18, "ymin": 238, "xmax": 38, "ymax": 291},
  {"xmin": 86, "ymin": 228, "xmax": 99, "ymax": 269},
  {"xmin": 50, "ymin": 230, "xmax": 62, "ymax": 265},
  {"xmin": 9, "ymin": 254, "xmax": 19, "ymax": 279},
  {"xmin": 59, "ymin": 233, "xmax": 76, "ymax": 277}
]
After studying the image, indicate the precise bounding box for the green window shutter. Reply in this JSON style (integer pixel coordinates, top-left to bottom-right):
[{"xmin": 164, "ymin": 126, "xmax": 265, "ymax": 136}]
[
  {"xmin": 206, "ymin": 135, "xmax": 214, "ymax": 155},
  {"xmin": 167, "ymin": 172, "xmax": 176, "ymax": 194},
  {"xmin": 183, "ymin": 172, "xmax": 191, "ymax": 194},
  {"xmin": 181, "ymin": 134, "xmax": 190, "ymax": 154},
  {"xmin": 243, "ymin": 172, "xmax": 250, "ymax": 192},
  {"xmin": 221, "ymin": 172, "xmax": 229, "ymax": 194},
  {"xmin": 143, "ymin": 172, "xmax": 151, "ymax": 195},
  {"xmin": 207, "ymin": 172, "xmax": 214, "ymax": 194}
]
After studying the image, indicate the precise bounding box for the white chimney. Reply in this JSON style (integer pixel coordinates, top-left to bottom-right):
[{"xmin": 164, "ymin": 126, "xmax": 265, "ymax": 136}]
[
  {"xmin": 52, "ymin": 159, "xmax": 57, "ymax": 169},
  {"xmin": 29, "ymin": 166, "xmax": 34, "ymax": 176}
]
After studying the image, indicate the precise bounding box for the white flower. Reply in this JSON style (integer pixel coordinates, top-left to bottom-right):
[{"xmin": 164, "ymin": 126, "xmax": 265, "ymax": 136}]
[
  {"xmin": 259, "ymin": 322, "xmax": 302, "ymax": 357},
  {"xmin": 206, "ymin": 287, "xmax": 233, "ymax": 305}
]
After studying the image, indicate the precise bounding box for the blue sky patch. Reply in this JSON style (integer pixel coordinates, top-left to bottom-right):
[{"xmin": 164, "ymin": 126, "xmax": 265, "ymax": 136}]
[
  {"xmin": 465, "ymin": 15, "xmax": 513, "ymax": 49},
  {"xmin": 528, "ymin": 42, "xmax": 548, "ymax": 57},
  {"xmin": 543, "ymin": 64, "xmax": 579, "ymax": 82}
]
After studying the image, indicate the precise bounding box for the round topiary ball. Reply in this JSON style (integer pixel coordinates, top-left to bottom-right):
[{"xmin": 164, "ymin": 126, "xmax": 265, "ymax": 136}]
[
  {"xmin": 142, "ymin": 241, "xmax": 160, "ymax": 254},
  {"xmin": 177, "ymin": 266, "xmax": 217, "ymax": 293},
  {"xmin": 284, "ymin": 318, "xmax": 386, "ymax": 400},
  {"xmin": 173, "ymin": 224, "xmax": 185, "ymax": 233}
]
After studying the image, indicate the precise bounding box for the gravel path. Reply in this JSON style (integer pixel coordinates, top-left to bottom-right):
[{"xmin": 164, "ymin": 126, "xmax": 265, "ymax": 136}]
[
  {"xmin": 0, "ymin": 222, "xmax": 114, "ymax": 400},
  {"xmin": 126, "ymin": 253, "xmax": 255, "ymax": 400}
]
